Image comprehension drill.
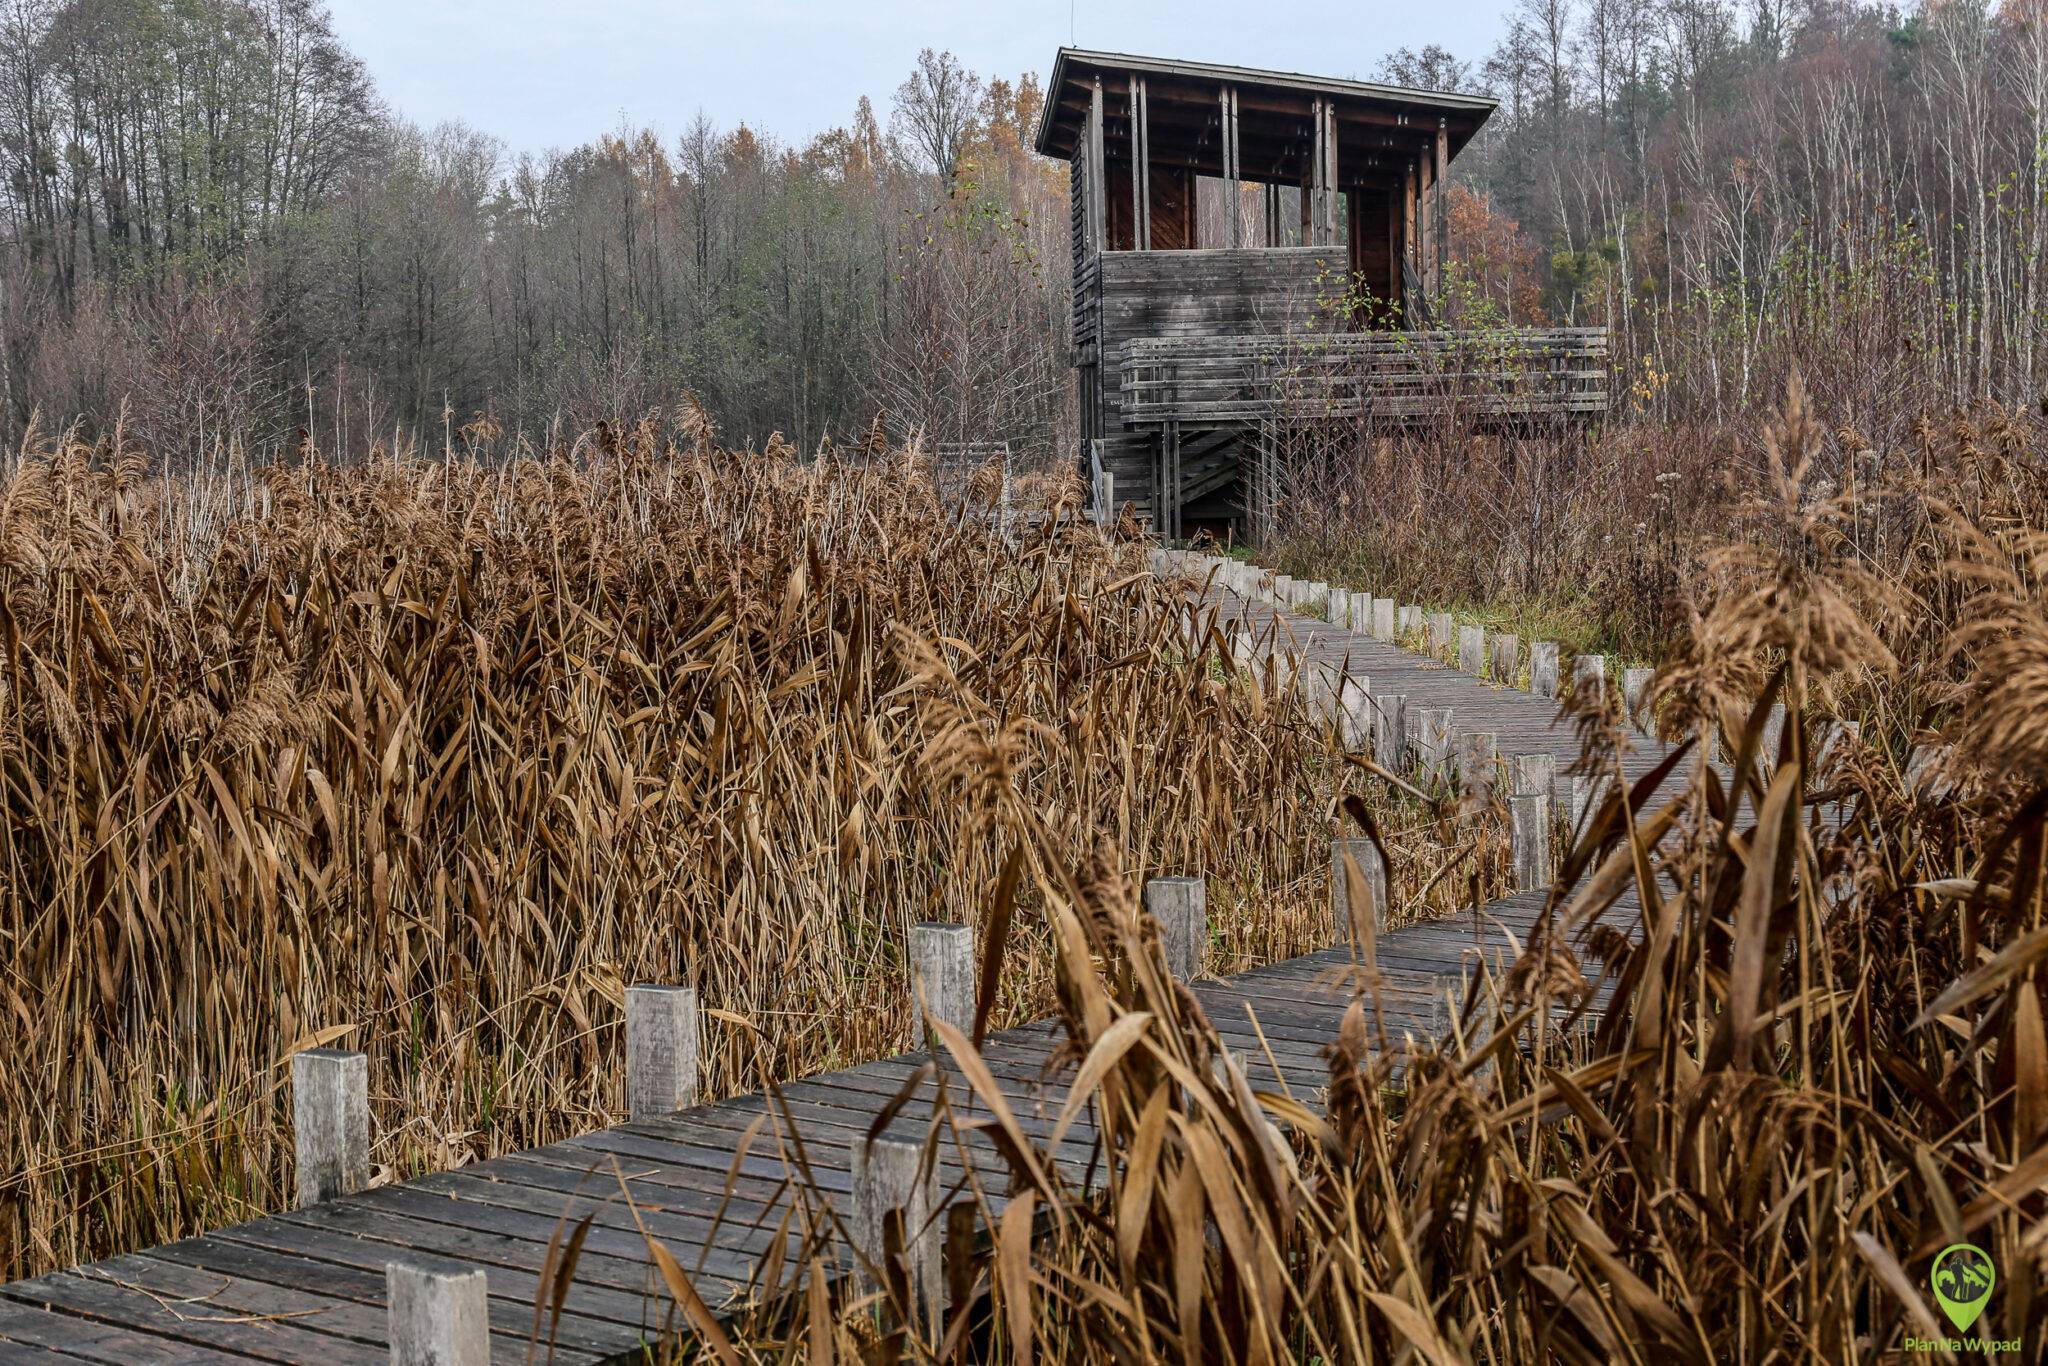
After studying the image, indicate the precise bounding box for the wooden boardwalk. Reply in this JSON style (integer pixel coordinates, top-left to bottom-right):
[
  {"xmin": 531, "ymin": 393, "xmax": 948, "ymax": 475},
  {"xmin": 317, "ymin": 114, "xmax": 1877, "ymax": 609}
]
[
  {"xmin": 1191, "ymin": 572, "xmax": 1685, "ymax": 791},
  {"xmin": 0, "ymin": 575, "xmax": 1651, "ymax": 1363}
]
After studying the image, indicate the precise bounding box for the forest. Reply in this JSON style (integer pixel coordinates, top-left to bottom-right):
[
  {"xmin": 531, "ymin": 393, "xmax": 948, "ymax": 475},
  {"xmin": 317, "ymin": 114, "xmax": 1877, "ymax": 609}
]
[{"xmin": 2, "ymin": 0, "xmax": 2045, "ymax": 464}]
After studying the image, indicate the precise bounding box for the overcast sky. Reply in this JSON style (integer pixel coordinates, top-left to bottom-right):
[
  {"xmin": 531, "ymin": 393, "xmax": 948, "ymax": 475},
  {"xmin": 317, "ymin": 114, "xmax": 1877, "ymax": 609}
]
[{"xmin": 323, "ymin": 1, "xmax": 1512, "ymax": 159}]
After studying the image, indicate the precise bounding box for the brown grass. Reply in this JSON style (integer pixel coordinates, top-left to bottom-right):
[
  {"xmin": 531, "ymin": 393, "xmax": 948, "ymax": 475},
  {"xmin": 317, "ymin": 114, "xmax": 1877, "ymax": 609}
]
[
  {"xmin": 0, "ymin": 415, "xmax": 1491, "ymax": 1279},
  {"xmin": 628, "ymin": 382, "xmax": 2048, "ymax": 1361}
]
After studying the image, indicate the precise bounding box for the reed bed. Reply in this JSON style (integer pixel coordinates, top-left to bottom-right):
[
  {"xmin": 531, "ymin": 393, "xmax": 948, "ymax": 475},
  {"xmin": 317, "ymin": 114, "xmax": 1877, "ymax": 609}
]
[
  {"xmin": 662, "ymin": 383, "xmax": 2048, "ymax": 1362},
  {"xmin": 0, "ymin": 417, "xmax": 1493, "ymax": 1279}
]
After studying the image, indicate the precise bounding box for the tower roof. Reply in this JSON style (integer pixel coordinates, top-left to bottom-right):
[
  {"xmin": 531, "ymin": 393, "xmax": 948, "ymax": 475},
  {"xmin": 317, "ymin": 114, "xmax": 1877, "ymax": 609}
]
[{"xmin": 1034, "ymin": 47, "xmax": 1496, "ymax": 179}]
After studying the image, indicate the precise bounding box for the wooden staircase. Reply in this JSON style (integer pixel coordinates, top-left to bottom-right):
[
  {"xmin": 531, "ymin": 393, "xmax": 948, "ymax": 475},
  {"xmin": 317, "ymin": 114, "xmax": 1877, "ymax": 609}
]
[{"xmin": 1091, "ymin": 429, "xmax": 1249, "ymax": 532}]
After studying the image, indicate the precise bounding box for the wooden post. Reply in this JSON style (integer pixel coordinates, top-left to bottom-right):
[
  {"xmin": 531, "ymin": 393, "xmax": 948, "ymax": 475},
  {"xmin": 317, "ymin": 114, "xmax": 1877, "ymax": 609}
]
[
  {"xmin": 1222, "ymin": 86, "xmax": 1241, "ymax": 249},
  {"xmin": 1816, "ymin": 719, "xmax": 1861, "ymax": 778},
  {"xmin": 1325, "ymin": 584, "xmax": 1349, "ymax": 625},
  {"xmin": 625, "ymin": 985, "xmax": 700, "ymax": 1121},
  {"xmin": 1336, "ymin": 673, "xmax": 1373, "ymax": 751},
  {"xmin": 1511, "ymin": 793, "xmax": 1553, "ymax": 891},
  {"xmin": 853, "ymin": 1135, "xmax": 940, "ymax": 1332},
  {"xmin": 1171, "ymin": 419, "xmax": 1187, "ymax": 540},
  {"xmin": 1308, "ymin": 98, "xmax": 1327, "ymax": 245},
  {"xmin": 1330, "ymin": 837, "xmax": 1387, "ymax": 942},
  {"xmin": 1569, "ymin": 773, "xmax": 1613, "ymax": 838},
  {"xmin": 909, "ymin": 923, "xmax": 975, "ymax": 1050},
  {"xmin": 1573, "ymin": 654, "xmax": 1607, "ymax": 703},
  {"xmin": 1759, "ymin": 702, "xmax": 1786, "ymax": 777},
  {"xmin": 1372, "ymin": 598, "xmax": 1395, "ymax": 641},
  {"xmin": 1087, "ymin": 78, "xmax": 1106, "ymax": 256},
  {"xmin": 1426, "ymin": 612, "xmax": 1453, "ymax": 656},
  {"xmin": 1145, "ymin": 876, "xmax": 1206, "ymax": 981},
  {"xmin": 1529, "ymin": 642, "xmax": 1560, "ymax": 699},
  {"xmin": 386, "ymin": 1263, "xmax": 488, "ymax": 1366},
  {"xmin": 1373, "ymin": 692, "xmax": 1407, "ymax": 767},
  {"xmin": 1512, "ymin": 752, "xmax": 1557, "ymax": 801},
  {"xmin": 1399, "ymin": 604, "xmax": 1422, "ymax": 637},
  {"xmin": 293, "ymin": 1048, "xmax": 368, "ymax": 1209},
  {"xmin": 1414, "ymin": 707, "xmax": 1454, "ymax": 787},
  {"xmin": 1622, "ymin": 667, "xmax": 1655, "ymax": 730},
  {"xmin": 1457, "ymin": 732, "xmax": 1498, "ymax": 803},
  {"xmin": 1274, "ymin": 574, "xmax": 1294, "ymax": 608},
  {"xmin": 1433, "ymin": 119, "xmax": 1449, "ymax": 295},
  {"xmin": 1489, "ymin": 632, "xmax": 1520, "ymax": 685},
  {"xmin": 1457, "ymin": 625, "xmax": 1486, "ymax": 675},
  {"xmin": 1905, "ymin": 744, "xmax": 1953, "ymax": 801},
  {"xmin": 1348, "ymin": 590, "xmax": 1371, "ymax": 633}
]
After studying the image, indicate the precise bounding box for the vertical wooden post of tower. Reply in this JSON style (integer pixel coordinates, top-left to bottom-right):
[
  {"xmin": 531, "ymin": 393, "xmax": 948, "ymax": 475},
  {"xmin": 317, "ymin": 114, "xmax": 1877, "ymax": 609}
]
[
  {"xmin": 1165, "ymin": 420, "xmax": 1181, "ymax": 541},
  {"xmin": 1128, "ymin": 75, "xmax": 1143, "ymax": 252},
  {"xmin": 1433, "ymin": 118, "xmax": 1449, "ymax": 297},
  {"xmin": 1137, "ymin": 77, "xmax": 1151, "ymax": 249},
  {"xmin": 1324, "ymin": 100, "xmax": 1340, "ymax": 250},
  {"xmin": 1222, "ymin": 85, "xmax": 1241, "ymax": 249},
  {"xmin": 1302, "ymin": 98, "xmax": 1318, "ymax": 245},
  {"xmin": 1088, "ymin": 77, "xmax": 1106, "ymax": 256},
  {"xmin": 1401, "ymin": 155, "xmax": 1418, "ymax": 318}
]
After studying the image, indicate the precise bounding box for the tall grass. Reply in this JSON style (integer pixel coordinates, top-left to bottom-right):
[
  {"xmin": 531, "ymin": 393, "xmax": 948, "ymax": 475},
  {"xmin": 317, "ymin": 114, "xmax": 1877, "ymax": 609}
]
[
  {"xmin": 666, "ymin": 382, "xmax": 2048, "ymax": 1361},
  {"xmin": 1259, "ymin": 395, "xmax": 2048, "ymax": 670},
  {"xmin": 0, "ymin": 416, "xmax": 1490, "ymax": 1279}
]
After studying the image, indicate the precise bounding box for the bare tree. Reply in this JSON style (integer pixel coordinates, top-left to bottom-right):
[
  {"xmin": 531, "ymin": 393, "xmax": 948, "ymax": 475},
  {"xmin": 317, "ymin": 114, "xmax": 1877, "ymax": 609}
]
[{"xmin": 892, "ymin": 48, "xmax": 981, "ymax": 182}]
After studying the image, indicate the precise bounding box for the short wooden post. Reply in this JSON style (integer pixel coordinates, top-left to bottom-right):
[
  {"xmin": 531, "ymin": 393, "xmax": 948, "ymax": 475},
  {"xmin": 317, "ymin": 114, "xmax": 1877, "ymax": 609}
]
[
  {"xmin": 1347, "ymin": 590, "xmax": 1371, "ymax": 633},
  {"xmin": 909, "ymin": 923, "xmax": 975, "ymax": 1050},
  {"xmin": 293, "ymin": 1048, "xmax": 368, "ymax": 1209},
  {"xmin": 387, "ymin": 1263, "xmax": 489, "ymax": 1366},
  {"xmin": 1372, "ymin": 692, "xmax": 1407, "ymax": 766},
  {"xmin": 1573, "ymin": 654, "xmax": 1607, "ymax": 702},
  {"xmin": 1511, "ymin": 793, "xmax": 1553, "ymax": 891},
  {"xmin": 1457, "ymin": 625, "xmax": 1486, "ymax": 675},
  {"xmin": 1336, "ymin": 672, "xmax": 1373, "ymax": 750},
  {"xmin": 1329, "ymin": 837, "xmax": 1388, "ymax": 942},
  {"xmin": 1569, "ymin": 773, "xmax": 1613, "ymax": 837},
  {"xmin": 1456, "ymin": 731, "xmax": 1499, "ymax": 803},
  {"xmin": 1758, "ymin": 702, "xmax": 1786, "ymax": 776},
  {"xmin": 1622, "ymin": 667, "xmax": 1655, "ymax": 730},
  {"xmin": 853, "ymin": 1135, "xmax": 940, "ymax": 1331},
  {"xmin": 1426, "ymin": 612, "xmax": 1454, "ymax": 656},
  {"xmin": 1372, "ymin": 598, "xmax": 1395, "ymax": 641},
  {"xmin": 1489, "ymin": 631, "xmax": 1519, "ymax": 684},
  {"xmin": 1274, "ymin": 574, "xmax": 1295, "ymax": 607},
  {"xmin": 1414, "ymin": 707, "xmax": 1454, "ymax": 787},
  {"xmin": 1905, "ymin": 743, "xmax": 1953, "ymax": 801},
  {"xmin": 1145, "ymin": 876, "xmax": 1207, "ymax": 981},
  {"xmin": 1399, "ymin": 604, "xmax": 1421, "ymax": 637},
  {"xmin": 1512, "ymin": 752, "xmax": 1557, "ymax": 801},
  {"xmin": 1529, "ymin": 642, "xmax": 1560, "ymax": 699},
  {"xmin": 1323, "ymin": 584, "xmax": 1347, "ymax": 626},
  {"xmin": 625, "ymin": 985, "xmax": 700, "ymax": 1121}
]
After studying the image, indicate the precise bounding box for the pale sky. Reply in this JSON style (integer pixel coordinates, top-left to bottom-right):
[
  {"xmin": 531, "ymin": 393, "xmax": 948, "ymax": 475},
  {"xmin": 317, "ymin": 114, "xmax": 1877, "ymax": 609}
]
[{"xmin": 323, "ymin": 1, "xmax": 1512, "ymax": 159}]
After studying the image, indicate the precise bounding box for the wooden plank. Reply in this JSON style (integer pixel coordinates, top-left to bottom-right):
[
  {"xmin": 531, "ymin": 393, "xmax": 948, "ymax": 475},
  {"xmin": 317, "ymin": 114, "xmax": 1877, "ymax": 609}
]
[
  {"xmin": 0, "ymin": 1267, "xmax": 381, "ymax": 1365},
  {"xmin": 138, "ymin": 1235, "xmax": 641, "ymax": 1362},
  {"xmin": 208, "ymin": 1217, "xmax": 665, "ymax": 1347},
  {"xmin": 0, "ymin": 1300, "xmax": 252, "ymax": 1363}
]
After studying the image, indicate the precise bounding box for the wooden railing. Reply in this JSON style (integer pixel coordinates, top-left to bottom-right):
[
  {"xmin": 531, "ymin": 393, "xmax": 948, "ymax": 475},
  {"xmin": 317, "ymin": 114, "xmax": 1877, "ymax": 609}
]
[
  {"xmin": 1088, "ymin": 439, "xmax": 1116, "ymax": 529},
  {"xmin": 1117, "ymin": 327, "xmax": 1611, "ymax": 427}
]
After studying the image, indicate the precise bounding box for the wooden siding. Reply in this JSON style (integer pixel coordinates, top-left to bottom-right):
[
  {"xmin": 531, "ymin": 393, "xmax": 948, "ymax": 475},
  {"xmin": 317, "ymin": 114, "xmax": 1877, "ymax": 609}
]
[
  {"xmin": 1095, "ymin": 247, "xmax": 1337, "ymax": 432},
  {"xmin": 1118, "ymin": 328, "xmax": 1613, "ymax": 427}
]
